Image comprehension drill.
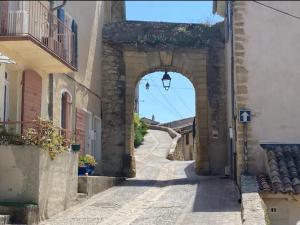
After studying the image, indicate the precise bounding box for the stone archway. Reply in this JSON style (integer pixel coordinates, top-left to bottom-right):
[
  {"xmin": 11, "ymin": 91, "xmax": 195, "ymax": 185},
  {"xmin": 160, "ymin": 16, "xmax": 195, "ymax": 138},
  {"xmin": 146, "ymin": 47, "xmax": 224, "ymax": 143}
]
[{"xmin": 101, "ymin": 21, "xmax": 227, "ymax": 177}]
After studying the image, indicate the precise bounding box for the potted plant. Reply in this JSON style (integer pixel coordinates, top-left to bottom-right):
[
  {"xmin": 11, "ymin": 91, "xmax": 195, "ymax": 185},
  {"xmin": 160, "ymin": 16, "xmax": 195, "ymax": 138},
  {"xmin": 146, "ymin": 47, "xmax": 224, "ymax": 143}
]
[
  {"xmin": 78, "ymin": 155, "xmax": 87, "ymax": 175},
  {"xmin": 78, "ymin": 154, "xmax": 97, "ymax": 176},
  {"xmin": 84, "ymin": 154, "xmax": 97, "ymax": 175}
]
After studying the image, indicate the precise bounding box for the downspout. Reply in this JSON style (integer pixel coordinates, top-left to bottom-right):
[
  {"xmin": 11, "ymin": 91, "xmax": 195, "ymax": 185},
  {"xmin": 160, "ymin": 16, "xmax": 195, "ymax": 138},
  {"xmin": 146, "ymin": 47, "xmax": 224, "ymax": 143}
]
[
  {"xmin": 48, "ymin": 1, "xmax": 67, "ymax": 120},
  {"xmin": 48, "ymin": 74, "xmax": 53, "ymax": 120}
]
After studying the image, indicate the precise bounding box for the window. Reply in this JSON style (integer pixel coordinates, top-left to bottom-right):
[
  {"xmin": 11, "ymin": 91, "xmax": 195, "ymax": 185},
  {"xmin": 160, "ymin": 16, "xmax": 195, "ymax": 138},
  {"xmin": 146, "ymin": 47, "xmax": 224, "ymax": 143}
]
[
  {"xmin": 61, "ymin": 91, "xmax": 72, "ymax": 142},
  {"xmin": 93, "ymin": 116, "xmax": 102, "ymax": 161},
  {"xmin": 186, "ymin": 133, "xmax": 189, "ymax": 145},
  {"xmin": 270, "ymin": 207, "xmax": 277, "ymax": 213}
]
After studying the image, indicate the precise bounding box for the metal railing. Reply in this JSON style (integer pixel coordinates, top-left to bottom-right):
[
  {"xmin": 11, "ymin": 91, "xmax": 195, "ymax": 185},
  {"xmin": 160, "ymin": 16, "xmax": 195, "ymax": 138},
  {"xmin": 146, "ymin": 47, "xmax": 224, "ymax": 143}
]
[{"xmin": 0, "ymin": 1, "xmax": 76, "ymax": 69}]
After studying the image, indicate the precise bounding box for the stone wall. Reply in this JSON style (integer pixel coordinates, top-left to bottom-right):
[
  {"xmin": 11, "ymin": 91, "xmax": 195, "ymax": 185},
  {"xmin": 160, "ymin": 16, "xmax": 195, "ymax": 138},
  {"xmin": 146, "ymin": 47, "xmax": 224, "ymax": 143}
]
[
  {"xmin": 207, "ymin": 22, "xmax": 228, "ymax": 174},
  {"xmin": 101, "ymin": 44, "xmax": 127, "ymax": 177},
  {"xmin": 0, "ymin": 145, "xmax": 78, "ymax": 220},
  {"xmin": 148, "ymin": 124, "xmax": 184, "ymax": 161},
  {"xmin": 241, "ymin": 175, "xmax": 269, "ymax": 225},
  {"xmin": 101, "ymin": 21, "xmax": 227, "ymax": 177},
  {"xmin": 233, "ymin": 1, "xmax": 250, "ymax": 181}
]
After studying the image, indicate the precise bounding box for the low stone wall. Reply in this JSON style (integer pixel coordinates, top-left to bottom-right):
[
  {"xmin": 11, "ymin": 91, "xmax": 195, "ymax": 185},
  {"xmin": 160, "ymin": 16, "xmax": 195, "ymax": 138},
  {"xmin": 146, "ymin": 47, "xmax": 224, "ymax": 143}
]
[
  {"xmin": 148, "ymin": 125, "xmax": 183, "ymax": 160},
  {"xmin": 241, "ymin": 175, "xmax": 269, "ymax": 225},
  {"xmin": 0, "ymin": 145, "xmax": 78, "ymax": 222},
  {"xmin": 78, "ymin": 176, "xmax": 125, "ymax": 197}
]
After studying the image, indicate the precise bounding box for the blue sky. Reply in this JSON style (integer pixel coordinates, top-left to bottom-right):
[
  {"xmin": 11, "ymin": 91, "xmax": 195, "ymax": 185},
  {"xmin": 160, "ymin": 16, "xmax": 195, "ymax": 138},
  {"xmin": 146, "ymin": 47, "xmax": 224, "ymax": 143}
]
[{"xmin": 126, "ymin": 1, "xmax": 223, "ymax": 123}]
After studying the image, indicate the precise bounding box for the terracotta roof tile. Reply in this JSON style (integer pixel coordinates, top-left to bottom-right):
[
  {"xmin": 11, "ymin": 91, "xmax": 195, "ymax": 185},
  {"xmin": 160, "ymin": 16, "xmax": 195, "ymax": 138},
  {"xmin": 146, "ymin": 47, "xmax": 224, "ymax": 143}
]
[{"xmin": 257, "ymin": 144, "xmax": 300, "ymax": 194}]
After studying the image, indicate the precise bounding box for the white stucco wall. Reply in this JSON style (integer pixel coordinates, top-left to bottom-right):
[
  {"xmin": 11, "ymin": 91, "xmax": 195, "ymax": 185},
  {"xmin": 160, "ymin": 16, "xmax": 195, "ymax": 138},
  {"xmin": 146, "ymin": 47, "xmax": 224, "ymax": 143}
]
[
  {"xmin": 263, "ymin": 195, "xmax": 300, "ymax": 225},
  {"xmin": 62, "ymin": 1, "xmax": 104, "ymax": 114},
  {"xmin": 232, "ymin": 1, "xmax": 300, "ymax": 174},
  {"xmin": 244, "ymin": 1, "xmax": 300, "ymax": 142}
]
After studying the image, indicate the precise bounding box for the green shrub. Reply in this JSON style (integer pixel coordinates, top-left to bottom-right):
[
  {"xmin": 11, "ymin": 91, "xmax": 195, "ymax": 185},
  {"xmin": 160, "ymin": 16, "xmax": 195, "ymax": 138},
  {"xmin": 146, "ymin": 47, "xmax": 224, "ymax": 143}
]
[
  {"xmin": 134, "ymin": 114, "xmax": 148, "ymax": 147},
  {"xmin": 0, "ymin": 126, "xmax": 24, "ymax": 145},
  {"xmin": 22, "ymin": 117, "xmax": 68, "ymax": 160}
]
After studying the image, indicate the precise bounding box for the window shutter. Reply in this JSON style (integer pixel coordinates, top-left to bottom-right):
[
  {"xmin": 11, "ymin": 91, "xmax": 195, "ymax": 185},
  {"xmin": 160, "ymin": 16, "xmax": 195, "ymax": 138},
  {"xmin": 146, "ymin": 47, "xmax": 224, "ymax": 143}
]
[
  {"xmin": 21, "ymin": 70, "xmax": 42, "ymax": 133},
  {"xmin": 71, "ymin": 19, "xmax": 78, "ymax": 67},
  {"xmin": 61, "ymin": 92, "xmax": 72, "ymax": 141},
  {"xmin": 76, "ymin": 108, "xmax": 86, "ymax": 154},
  {"xmin": 0, "ymin": 1, "xmax": 9, "ymax": 33},
  {"xmin": 57, "ymin": 8, "xmax": 65, "ymax": 43}
]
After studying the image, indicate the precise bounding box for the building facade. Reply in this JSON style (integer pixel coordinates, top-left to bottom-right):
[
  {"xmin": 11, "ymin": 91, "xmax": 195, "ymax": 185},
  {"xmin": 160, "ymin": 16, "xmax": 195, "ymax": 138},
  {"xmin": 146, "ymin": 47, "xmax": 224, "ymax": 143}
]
[
  {"xmin": 161, "ymin": 117, "xmax": 196, "ymax": 161},
  {"xmin": 215, "ymin": 1, "xmax": 300, "ymax": 224},
  {"xmin": 0, "ymin": 1, "xmax": 124, "ymax": 173}
]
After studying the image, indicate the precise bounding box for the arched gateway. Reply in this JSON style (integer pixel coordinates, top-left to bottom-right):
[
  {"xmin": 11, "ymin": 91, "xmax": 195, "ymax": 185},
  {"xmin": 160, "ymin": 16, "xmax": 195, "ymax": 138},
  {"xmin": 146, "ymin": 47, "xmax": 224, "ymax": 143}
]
[{"xmin": 101, "ymin": 21, "xmax": 227, "ymax": 177}]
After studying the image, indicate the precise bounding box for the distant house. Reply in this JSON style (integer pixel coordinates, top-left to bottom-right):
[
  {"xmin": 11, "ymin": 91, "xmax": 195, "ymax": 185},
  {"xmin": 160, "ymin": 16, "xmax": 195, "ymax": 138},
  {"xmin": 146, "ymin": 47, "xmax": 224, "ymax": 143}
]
[
  {"xmin": 161, "ymin": 117, "xmax": 195, "ymax": 160},
  {"xmin": 141, "ymin": 117, "xmax": 160, "ymax": 125}
]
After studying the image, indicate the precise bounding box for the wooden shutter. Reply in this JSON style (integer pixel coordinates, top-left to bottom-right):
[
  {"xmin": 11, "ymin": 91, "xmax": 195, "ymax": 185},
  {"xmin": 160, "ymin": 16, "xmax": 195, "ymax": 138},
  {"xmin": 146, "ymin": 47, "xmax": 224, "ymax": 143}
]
[
  {"xmin": 76, "ymin": 108, "xmax": 86, "ymax": 154},
  {"xmin": 71, "ymin": 19, "xmax": 78, "ymax": 67},
  {"xmin": 61, "ymin": 92, "xmax": 72, "ymax": 141},
  {"xmin": 21, "ymin": 70, "xmax": 42, "ymax": 132},
  {"xmin": 0, "ymin": 1, "xmax": 9, "ymax": 34}
]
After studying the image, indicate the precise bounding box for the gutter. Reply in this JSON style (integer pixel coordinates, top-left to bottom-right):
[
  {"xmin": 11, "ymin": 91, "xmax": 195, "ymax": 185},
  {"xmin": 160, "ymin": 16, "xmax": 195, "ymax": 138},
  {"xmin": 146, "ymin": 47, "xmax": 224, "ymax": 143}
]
[{"xmin": 48, "ymin": 0, "xmax": 67, "ymax": 121}]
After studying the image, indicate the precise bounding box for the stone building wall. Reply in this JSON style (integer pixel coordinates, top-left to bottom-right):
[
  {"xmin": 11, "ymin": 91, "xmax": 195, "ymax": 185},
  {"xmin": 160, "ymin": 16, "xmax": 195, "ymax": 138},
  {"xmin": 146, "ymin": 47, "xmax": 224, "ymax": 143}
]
[
  {"xmin": 0, "ymin": 146, "xmax": 78, "ymax": 220},
  {"xmin": 231, "ymin": 1, "xmax": 300, "ymax": 179},
  {"xmin": 101, "ymin": 21, "xmax": 227, "ymax": 177}
]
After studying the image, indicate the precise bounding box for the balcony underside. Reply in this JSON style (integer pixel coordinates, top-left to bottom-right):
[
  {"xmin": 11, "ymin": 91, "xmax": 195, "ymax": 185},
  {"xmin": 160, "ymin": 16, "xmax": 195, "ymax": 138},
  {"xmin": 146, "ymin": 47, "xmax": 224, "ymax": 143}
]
[{"xmin": 0, "ymin": 36, "xmax": 76, "ymax": 74}]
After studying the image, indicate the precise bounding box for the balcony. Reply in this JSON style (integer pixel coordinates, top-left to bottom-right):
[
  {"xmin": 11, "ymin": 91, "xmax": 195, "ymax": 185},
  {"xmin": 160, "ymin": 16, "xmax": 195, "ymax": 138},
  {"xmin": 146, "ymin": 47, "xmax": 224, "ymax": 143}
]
[{"xmin": 0, "ymin": 1, "xmax": 77, "ymax": 73}]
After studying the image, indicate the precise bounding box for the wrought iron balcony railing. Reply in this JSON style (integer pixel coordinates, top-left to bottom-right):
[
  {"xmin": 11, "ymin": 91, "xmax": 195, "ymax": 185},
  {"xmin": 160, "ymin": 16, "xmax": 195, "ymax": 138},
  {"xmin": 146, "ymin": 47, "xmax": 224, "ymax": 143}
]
[{"xmin": 0, "ymin": 1, "xmax": 77, "ymax": 70}]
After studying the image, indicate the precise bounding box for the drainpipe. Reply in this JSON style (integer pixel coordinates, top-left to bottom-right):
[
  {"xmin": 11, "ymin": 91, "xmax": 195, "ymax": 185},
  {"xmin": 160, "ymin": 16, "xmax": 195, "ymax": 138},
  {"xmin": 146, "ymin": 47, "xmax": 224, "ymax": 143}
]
[
  {"xmin": 48, "ymin": 74, "xmax": 53, "ymax": 121},
  {"xmin": 48, "ymin": 1, "xmax": 67, "ymax": 120}
]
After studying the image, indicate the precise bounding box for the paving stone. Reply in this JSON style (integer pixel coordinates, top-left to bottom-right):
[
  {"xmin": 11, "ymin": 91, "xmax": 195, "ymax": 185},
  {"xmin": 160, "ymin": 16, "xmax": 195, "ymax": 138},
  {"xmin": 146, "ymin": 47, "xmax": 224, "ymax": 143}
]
[{"xmin": 40, "ymin": 130, "xmax": 242, "ymax": 225}]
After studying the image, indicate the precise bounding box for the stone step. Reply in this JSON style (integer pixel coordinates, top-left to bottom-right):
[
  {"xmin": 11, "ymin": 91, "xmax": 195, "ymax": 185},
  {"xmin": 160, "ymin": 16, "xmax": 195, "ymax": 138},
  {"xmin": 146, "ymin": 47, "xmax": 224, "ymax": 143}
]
[{"xmin": 0, "ymin": 215, "xmax": 10, "ymax": 225}]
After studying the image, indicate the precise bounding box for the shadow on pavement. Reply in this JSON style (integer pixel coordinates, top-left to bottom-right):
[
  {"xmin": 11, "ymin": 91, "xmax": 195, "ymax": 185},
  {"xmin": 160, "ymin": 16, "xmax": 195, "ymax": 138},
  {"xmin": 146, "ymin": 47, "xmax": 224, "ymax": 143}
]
[{"xmin": 121, "ymin": 161, "xmax": 241, "ymax": 213}]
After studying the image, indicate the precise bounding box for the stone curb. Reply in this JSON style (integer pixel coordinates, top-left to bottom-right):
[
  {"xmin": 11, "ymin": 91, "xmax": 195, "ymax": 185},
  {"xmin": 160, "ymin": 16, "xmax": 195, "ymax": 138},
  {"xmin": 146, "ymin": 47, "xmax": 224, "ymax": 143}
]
[{"xmin": 241, "ymin": 175, "xmax": 268, "ymax": 225}]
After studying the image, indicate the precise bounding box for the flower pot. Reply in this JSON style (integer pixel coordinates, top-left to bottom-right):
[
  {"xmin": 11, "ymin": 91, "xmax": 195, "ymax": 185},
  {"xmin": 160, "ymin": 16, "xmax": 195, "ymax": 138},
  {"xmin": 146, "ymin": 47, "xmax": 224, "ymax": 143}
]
[
  {"xmin": 78, "ymin": 166, "xmax": 87, "ymax": 176},
  {"xmin": 85, "ymin": 164, "xmax": 95, "ymax": 175},
  {"xmin": 71, "ymin": 144, "xmax": 80, "ymax": 152}
]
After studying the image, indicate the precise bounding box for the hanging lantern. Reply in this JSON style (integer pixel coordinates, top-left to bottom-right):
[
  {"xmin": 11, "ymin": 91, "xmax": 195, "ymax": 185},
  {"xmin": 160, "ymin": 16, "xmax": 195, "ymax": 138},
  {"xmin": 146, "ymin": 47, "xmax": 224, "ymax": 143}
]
[
  {"xmin": 161, "ymin": 71, "xmax": 171, "ymax": 91},
  {"xmin": 145, "ymin": 81, "xmax": 150, "ymax": 90}
]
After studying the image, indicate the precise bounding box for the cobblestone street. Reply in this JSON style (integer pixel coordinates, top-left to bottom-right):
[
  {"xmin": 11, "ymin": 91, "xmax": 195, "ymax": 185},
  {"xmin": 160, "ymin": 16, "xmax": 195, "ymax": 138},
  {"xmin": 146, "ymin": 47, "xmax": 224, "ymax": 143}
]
[{"xmin": 40, "ymin": 130, "xmax": 242, "ymax": 225}]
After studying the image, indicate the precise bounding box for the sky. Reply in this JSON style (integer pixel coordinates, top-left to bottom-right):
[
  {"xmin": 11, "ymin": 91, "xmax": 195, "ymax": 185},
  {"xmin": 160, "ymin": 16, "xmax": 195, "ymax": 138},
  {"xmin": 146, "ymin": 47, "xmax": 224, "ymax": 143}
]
[{"xmin": 126, "ymin": 1, "xmax": 223, "ymax": 123}]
